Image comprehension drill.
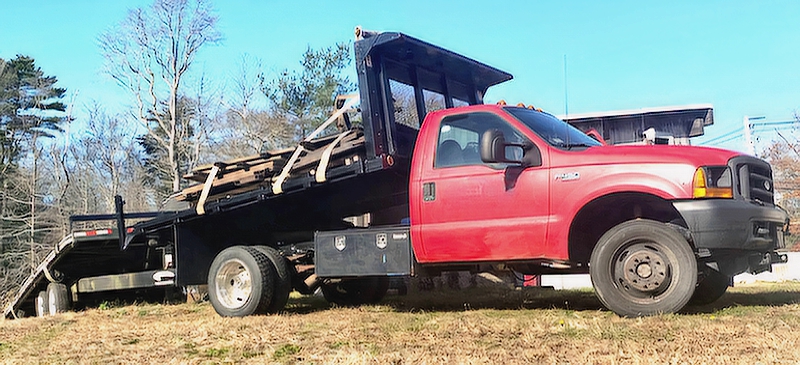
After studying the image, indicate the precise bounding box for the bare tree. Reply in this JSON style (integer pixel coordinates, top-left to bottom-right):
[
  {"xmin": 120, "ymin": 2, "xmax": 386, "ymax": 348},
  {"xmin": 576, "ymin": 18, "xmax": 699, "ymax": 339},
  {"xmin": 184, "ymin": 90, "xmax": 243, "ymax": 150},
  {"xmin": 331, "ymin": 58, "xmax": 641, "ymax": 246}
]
[
  {"xmin": 99, "ymin": 0, "xmax": 221, "ymax": 193},
  {"xmin": 213, "ymin": 56, "xmax": 292, "ymax": 159}
]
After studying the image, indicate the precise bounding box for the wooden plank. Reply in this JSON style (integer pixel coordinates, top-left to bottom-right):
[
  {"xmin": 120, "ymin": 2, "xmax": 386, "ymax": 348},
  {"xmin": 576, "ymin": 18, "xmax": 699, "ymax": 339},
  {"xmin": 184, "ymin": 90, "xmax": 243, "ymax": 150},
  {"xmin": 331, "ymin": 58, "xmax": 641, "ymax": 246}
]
[
  {"xmin": 185, "ymin": 156, "xmax": 287, "ymax": 183},
  {"xmin": 187, "ymin": 146, "xmax": 295, "ymax": 180},
  {"xmin": 177, "ymin": 130, "xmax": 366, "ymax": 202},
  {"xmin": 177, "ymin": 159, "xmax": 283, "ymax": 199}
]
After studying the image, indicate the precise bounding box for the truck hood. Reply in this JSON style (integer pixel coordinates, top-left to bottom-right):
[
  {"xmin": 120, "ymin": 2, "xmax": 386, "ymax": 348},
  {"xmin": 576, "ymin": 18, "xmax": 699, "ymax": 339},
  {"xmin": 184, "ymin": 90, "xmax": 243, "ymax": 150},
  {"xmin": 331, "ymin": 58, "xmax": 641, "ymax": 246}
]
[{"xmin": 550, "ymin": 144, "xmax": 743, "ymax": 168}]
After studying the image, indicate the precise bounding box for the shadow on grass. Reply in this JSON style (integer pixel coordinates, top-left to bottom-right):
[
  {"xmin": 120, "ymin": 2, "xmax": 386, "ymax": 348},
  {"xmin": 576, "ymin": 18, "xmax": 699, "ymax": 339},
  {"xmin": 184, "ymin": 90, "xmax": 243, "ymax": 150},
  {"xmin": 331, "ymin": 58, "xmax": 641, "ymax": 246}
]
[
  {"xmin": 683, "ymin": 287, "xmax": 800, "ymax": 315},
  {"xmin": 285, "ymin": 283, "xmax": 800, "ymax": 316},
  {"xmin": 285, "ymin": 286, "xmax": 606, "ymax": 314}
]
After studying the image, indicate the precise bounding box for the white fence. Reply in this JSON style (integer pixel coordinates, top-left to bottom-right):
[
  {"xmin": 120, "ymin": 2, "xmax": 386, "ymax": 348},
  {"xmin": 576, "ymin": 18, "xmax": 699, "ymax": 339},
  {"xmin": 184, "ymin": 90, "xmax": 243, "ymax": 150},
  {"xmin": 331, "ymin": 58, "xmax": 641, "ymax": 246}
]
[
  {"xmin": 540, "ymin": 252, "xmax": 800, "ymax": 290},
  {"xmin": 734, "ymin": 252, "xmax": 800, "ymax": 284}
]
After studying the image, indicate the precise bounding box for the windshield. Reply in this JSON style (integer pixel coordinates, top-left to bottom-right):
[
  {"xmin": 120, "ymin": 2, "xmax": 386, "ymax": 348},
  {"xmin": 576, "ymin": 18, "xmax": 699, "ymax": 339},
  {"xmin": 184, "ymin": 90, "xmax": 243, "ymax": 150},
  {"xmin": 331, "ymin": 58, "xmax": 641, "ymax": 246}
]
[{"xmin": 504, "ymin": 107, "xmax": 602, "ymax": 150}]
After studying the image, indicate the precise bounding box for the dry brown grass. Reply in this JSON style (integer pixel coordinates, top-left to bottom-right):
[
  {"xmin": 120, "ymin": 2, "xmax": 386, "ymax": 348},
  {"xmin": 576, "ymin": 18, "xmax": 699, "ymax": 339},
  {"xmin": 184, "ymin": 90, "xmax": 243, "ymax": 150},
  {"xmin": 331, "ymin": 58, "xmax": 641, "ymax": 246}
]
[{"xmin": 1, "ymin": 282, "xmax": 800, "ymax": 364}]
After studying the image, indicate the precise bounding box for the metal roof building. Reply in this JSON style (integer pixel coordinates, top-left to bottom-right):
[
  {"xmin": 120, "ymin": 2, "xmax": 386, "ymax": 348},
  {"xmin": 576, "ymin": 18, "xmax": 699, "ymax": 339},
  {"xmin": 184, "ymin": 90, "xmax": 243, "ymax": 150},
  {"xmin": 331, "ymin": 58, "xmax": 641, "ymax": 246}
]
[{"xmin": 560, "ymin": 104, "xmax": 714, "ymax": 145}]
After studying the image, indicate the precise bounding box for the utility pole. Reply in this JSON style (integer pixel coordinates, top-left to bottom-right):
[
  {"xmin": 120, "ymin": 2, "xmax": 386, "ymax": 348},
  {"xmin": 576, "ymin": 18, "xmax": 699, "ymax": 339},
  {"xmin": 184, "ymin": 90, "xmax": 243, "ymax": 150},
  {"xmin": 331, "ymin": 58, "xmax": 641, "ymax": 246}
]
[
  {"xmin": 744, "ymin": 115, "xmax": 754, "ymax": 156},
  {"xmin": 743, "ymin": 115, "xmax": 765, "ymax": 156}
]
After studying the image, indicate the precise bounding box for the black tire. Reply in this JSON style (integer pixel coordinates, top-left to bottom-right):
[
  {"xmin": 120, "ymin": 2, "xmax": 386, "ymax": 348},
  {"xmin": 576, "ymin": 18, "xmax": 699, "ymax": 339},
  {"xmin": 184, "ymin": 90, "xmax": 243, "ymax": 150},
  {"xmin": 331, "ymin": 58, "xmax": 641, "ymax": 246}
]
[
  {"xmin": 688, "ymin": 268, "xmax": 730, "ymax": 305},
  {"xmin": 590, "ymin": 219, "xmax": 697, "ymax": 317},
  {"xmin": 46, "ymin": 283, "xmax": 70, "ymax": 315},
  {"xmin": 35, "ymin": 291, "xmax": 49, "ymax": 317},
  {"xmin": 322, "ymin": 277, "xmax": 388, "ymax": 306},
  {"xmin": 254, "ymin": 245, "xmax": 292, "ymax": 313},
  {"xmin": 207, "ymin": 246, "xmax": 274, "ymax": 317}
]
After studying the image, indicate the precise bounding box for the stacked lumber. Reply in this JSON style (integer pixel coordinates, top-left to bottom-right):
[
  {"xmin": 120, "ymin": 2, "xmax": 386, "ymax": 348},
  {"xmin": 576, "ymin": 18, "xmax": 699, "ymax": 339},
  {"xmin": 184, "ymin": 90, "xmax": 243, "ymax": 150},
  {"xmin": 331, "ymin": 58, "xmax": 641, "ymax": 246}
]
[{"xmin": 174, "ymin": 129, "xmax": 367, "ymax": 203}]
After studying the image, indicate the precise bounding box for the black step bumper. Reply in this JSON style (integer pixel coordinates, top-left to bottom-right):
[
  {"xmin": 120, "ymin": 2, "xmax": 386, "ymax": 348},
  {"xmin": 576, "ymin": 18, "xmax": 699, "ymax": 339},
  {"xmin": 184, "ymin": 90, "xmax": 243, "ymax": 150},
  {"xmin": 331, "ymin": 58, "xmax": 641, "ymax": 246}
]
[{"xmin": 673, "ymin": 199, "xmax": 789, "ymax": 251}]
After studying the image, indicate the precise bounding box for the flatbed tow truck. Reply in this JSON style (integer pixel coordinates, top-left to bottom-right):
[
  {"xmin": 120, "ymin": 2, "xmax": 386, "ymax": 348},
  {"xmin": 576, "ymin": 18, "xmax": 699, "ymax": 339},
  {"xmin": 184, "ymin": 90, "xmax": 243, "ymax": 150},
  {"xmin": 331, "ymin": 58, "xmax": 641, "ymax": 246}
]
[{"xmin": 5, "ymin": 27, "xmax": 789, "ymax": 319}]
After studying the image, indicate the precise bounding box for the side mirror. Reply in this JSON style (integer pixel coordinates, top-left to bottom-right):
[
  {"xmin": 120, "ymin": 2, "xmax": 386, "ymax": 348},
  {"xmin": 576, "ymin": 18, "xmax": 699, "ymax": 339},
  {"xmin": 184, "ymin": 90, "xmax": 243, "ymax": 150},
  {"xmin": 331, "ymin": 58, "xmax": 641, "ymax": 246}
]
[{"xmin": 480, "ymin": 129, "xmax": 522, "ymax": 164}]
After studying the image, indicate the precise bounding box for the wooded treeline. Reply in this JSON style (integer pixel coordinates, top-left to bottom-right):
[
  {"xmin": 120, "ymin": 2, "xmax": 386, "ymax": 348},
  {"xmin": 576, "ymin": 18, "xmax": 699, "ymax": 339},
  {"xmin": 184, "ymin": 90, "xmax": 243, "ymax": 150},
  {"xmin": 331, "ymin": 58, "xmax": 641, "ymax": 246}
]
[{"xmin": 0, "ymin": 0, "xmax": 353, "ymax": 306}]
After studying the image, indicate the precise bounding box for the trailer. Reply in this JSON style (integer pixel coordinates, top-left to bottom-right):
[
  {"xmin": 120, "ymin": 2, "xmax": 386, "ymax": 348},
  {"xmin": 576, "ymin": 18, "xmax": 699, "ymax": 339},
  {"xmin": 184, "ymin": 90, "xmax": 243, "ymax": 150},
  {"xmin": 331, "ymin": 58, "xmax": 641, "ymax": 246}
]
[{"xmin": 5, "ymin": 27, "xmax": 788, "ymax": 319}]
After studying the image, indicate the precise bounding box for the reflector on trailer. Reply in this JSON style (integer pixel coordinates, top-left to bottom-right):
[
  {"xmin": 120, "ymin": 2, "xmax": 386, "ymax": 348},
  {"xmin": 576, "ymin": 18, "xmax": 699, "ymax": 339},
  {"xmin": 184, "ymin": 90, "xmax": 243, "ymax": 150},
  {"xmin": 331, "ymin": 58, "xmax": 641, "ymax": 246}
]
[{"xmin": 74, "ymin": 229, "xmax": 112, "ymax": 237}]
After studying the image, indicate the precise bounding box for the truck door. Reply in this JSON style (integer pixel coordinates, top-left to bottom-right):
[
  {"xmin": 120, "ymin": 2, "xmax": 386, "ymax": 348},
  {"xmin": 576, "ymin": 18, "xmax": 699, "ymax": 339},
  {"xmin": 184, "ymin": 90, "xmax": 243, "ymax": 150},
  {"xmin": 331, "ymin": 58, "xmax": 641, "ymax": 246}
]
[{"xmin": 414, "ymin": 111, "xmax": 550, "ymax": 263}]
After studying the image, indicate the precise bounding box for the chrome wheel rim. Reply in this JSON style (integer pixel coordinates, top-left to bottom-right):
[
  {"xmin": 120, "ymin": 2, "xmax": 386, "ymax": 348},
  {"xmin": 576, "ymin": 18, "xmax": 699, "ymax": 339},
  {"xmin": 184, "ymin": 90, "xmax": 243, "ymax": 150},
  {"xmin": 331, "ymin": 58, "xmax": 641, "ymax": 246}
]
[{"xmin": 214, "ymin": 259, "xmax": 252, "ymax": 309}]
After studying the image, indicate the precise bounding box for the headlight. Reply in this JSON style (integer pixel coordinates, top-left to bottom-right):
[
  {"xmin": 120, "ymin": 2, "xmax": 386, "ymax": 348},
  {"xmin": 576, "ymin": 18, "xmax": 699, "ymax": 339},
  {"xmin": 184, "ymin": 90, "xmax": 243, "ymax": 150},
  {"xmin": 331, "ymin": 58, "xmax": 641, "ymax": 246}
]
[{"xmin": 692, "ymin": 166, "xmax": 733, "ymax": 198}]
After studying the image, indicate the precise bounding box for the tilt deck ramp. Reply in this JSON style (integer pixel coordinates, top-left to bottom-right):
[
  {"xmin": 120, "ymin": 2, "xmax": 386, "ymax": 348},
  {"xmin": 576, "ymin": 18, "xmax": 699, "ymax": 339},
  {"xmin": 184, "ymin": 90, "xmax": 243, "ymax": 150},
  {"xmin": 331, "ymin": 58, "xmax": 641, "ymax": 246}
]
[{"xmin": 3, "ymin": 226, "xmax": 171, "ymax": 319}]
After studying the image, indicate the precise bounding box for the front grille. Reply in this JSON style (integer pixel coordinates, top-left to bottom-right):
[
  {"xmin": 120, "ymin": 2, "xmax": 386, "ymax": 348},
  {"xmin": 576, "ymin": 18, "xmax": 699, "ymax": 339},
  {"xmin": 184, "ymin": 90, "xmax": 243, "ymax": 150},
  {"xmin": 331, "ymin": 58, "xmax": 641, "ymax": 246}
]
[{"xmin": 732, "ymin": 156, "xmax": 774, "ymax": 204}]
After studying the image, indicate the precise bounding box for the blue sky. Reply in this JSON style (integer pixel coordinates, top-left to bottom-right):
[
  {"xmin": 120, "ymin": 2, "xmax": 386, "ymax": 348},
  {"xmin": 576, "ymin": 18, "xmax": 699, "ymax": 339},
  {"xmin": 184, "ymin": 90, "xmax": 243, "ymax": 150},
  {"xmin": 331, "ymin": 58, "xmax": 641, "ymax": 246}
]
[{"xmin": 1, "ymin": 0, "xmax": 798, "ymax": 153}]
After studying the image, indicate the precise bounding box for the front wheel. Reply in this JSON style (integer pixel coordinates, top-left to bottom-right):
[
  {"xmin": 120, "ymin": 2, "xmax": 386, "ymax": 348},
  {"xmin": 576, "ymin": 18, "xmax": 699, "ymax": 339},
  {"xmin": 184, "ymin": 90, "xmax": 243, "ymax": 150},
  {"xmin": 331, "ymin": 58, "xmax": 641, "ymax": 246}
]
[{"xmin": 590, "ymin": 219, "xmax": 697, "ymax": 317}]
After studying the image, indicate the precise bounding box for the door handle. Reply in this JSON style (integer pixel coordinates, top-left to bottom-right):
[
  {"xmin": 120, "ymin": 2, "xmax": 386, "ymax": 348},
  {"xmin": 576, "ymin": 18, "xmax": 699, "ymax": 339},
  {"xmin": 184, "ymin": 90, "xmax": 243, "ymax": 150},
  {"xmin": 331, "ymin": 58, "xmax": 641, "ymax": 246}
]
[{"xmin": 422, "ymin": 182, "xmax": 436, "ymax": 201}]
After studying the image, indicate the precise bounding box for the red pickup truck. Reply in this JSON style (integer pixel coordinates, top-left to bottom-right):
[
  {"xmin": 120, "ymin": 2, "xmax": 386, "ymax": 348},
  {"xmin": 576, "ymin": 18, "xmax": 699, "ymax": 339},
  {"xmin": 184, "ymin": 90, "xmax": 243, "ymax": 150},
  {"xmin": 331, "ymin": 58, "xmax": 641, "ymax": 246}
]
[{"xmin": 398, "ymin": 103, "xmax": 789, "ymax": 316}]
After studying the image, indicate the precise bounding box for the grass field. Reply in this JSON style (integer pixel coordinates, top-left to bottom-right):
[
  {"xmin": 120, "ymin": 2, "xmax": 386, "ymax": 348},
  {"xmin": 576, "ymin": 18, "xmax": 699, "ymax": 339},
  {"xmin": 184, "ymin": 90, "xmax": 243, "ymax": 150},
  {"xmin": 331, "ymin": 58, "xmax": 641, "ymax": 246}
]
[{"xmin": 1, "ymin": 282, "xmax": 799, "ymax": 364}]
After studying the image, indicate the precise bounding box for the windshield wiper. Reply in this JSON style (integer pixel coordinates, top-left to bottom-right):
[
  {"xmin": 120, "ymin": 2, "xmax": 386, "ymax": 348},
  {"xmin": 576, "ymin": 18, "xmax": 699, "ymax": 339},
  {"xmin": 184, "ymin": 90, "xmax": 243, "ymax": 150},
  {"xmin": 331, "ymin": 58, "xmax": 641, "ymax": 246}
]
[{"xmin": 561, "ymin": 143, "xmax": 594, "ymax": 150}]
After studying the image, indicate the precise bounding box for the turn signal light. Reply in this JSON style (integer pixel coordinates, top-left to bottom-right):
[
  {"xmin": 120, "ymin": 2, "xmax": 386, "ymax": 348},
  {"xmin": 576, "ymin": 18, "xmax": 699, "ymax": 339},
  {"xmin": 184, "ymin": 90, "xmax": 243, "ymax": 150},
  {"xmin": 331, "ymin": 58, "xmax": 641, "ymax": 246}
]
[{"xmin": 692, "ymin": 167, "xmax": 733, "ymax": 198}]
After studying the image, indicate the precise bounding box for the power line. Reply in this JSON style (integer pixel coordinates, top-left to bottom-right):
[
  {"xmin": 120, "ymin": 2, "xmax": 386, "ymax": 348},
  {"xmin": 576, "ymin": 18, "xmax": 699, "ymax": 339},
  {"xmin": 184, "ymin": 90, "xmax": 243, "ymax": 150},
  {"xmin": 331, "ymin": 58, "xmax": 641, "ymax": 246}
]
[
  {"xmin": 700, "ymin": 127, "xmax": 744, "ymax": 145},
  {"xmin": 750, "ymin": 120, "xmax": 798, "ymax": 128},
  {"xmin": 705, "ymin": 133, "xmax": 744, "ymax": 146}
]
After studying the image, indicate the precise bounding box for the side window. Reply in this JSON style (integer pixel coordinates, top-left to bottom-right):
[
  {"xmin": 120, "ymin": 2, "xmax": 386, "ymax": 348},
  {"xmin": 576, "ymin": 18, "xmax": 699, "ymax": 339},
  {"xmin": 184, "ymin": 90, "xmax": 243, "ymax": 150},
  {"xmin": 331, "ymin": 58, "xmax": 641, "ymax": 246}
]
[
  {"xmin": 423, "ymin": 89, "xmax": 446, "ymax": 114},
  {"xmin": 435, "ymin": 112, "xmax": 526, "ymax": 168},
  {"xmin": 452, "ymin": 98, "xmax": 470, "ymax": 108},
  {"xmin": 436, "ymin": 124, "xmax": 478, "ymax": 168},
  {"xmin": 389, "ymin": 79, "xmax": 419, "ymax": 129}
]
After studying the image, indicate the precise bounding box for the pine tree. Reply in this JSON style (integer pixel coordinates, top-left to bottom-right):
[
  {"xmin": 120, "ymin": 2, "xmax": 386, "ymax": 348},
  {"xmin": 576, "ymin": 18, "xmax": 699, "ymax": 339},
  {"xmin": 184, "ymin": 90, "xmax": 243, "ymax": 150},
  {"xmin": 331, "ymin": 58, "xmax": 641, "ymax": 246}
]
[
  {"xmin": 263, "ymin": 43, "xmax": 355, "ymax": 141},
  {"xmin": 0, "ymin": 55, "xmax": 66, "ymax": 173},
  {"xmin": 0, "ymin": 55, "xmax": 67, "ymax": 299}
]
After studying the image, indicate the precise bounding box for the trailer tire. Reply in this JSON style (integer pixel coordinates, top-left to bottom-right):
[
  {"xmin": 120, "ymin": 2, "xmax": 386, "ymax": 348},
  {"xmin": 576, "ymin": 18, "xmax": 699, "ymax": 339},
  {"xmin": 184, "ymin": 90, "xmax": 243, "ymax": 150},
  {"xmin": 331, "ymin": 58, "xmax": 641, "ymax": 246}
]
[
  {"xmin": 35, "ymin": 291, "xmax": 49, "ymax": 317},
  {"xmin": 254, "ymin": 246, "xmax": 292, "ymax": 313},
  {"xmin": 46, "ymin": 283, "xmax": 70, "ymax": 315},
  {"xmin": 590, "ymin": 219, "xmax": 697, "ymax": 317},
  {"xmin": 322, "ymin": 277, "xmax": 388, "ymax": 306},
  {"xmin": 208, "ymin": 246, "xmax": 274, "ymax": 317},
  {"xmin": 688, "ymin": 269, "xmax": 730, "ymax": 306}
]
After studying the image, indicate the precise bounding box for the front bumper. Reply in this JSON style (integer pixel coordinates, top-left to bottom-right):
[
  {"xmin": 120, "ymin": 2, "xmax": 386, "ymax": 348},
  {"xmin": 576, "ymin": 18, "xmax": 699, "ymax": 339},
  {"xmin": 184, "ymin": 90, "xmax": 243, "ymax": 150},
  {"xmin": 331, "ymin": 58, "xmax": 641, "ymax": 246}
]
[{"xmin": 673, "ymin": 199, "xmax": 788, "ymax": 251}]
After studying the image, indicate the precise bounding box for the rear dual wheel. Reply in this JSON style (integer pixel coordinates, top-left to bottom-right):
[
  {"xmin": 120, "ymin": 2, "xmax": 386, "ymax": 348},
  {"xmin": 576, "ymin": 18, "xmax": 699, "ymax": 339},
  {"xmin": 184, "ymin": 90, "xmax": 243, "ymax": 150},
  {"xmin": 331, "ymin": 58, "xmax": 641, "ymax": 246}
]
[
  {"xmin": 253, "ymin": 245, "xmax": 292, "ymax": 313},
  {"xmin": 207, "ymin": 245, "xmax": 292, "ymax": 317},
  {"xmin": 590, "ymin": 219, "xmax": 697, "ymax": 317}
]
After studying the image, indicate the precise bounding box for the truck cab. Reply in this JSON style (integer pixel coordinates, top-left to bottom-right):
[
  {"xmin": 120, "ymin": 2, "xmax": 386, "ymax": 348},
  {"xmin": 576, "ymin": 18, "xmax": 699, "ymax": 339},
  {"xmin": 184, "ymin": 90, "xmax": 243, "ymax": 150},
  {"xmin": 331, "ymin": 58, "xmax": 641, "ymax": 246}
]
[{"xmin": 401, "ymin": 101, "xmax": 788, "ymax": 316}]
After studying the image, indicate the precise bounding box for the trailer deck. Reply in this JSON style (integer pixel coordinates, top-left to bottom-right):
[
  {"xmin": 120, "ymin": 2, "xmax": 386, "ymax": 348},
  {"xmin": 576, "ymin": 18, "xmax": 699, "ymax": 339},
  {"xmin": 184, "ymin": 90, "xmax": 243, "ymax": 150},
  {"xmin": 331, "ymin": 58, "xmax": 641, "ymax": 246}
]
[{"xmin": 3, "ymin": 105, "xmax": 384, "ymax": 318}]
